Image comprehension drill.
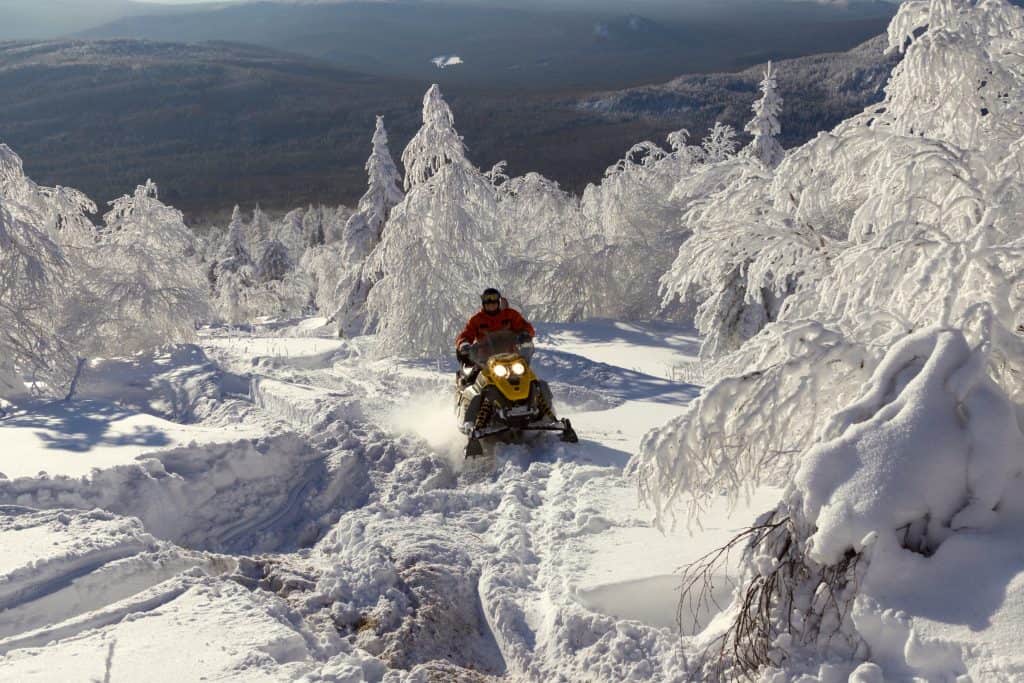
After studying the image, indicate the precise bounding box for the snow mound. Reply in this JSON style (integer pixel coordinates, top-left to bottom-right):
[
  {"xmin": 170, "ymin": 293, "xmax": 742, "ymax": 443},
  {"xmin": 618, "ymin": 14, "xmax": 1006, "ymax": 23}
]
[
  {"xmin": 798, "ymin": 328, "xmax": 1024, "ymax": 564},
  {"xmin": 0, "ymin": 432, "xmax": 367, "ymax": 553},
  {"xmin": 76, "ymin": 344, "xmax": 238, "ymax": 423}
]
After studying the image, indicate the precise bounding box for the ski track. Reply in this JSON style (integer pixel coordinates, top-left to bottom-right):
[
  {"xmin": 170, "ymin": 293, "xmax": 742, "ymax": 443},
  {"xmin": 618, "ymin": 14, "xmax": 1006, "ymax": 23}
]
[{"xmin": 0, "ymin": 322, "xmax": 705, "ymax": 681}]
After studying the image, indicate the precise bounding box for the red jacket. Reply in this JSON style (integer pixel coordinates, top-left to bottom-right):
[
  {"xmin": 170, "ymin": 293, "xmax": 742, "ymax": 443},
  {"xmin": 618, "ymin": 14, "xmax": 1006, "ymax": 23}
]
[{"xmin": 456, "ymin": 308, "xmax": 535, "ymax": 349}]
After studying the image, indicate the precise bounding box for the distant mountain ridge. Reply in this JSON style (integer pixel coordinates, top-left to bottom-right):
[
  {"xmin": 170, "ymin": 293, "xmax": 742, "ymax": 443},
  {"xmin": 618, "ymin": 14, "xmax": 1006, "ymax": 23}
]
[
  {"xmin": 0, "ymin": 1, "xmax": 239, "ymax": 41},
  {"xmin": 0, "ymin": 35, "xmax": 901, "ymax": 219},
  {"xmin": 78, "ymin": 0, "xmax": 897, "ymax": 90},
  {"xmin": 580, "ymin": 34, "xmax": 900, "ymax": 150}
]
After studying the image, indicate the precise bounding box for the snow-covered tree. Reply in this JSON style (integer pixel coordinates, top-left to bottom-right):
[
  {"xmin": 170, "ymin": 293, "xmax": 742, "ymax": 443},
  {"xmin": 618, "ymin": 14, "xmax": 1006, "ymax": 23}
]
[
  {"xmin": 401, "ymin": 84, "xmax": 473, "ymax": 189},
  {"xmin": 635, "ymin": 0, "xmax": 1024, "ymax": 677},
  {"xmin": 0, "ymin": 144, "xmax": 96, "ymax": 248},
  {"xmin": 497, "ymin": 173, "xmax": 604, "ymax": 321},
  {"xmin": 363, "ymin": 85, "xmax": 499, "ymax": 355},
  {"xmin": 303, "ymin": 205, "xmax": 326, "ymax": 248},
  {"xmin": 341, "ymin": 116, "xmax": 404, "ymax": 266},
  {"xmin": 0, "ymin": 198, "xmax": 69, "ymax": 396},
  {"xmin": 334, "ymin": 116, "xmax": 405, "ymax": 336},
  {"xmin": 701, "ymin": 122, "xmax": 739, "ymax": 163},
  {"xmin": 248, "ymin": 204, "xmax": 271, "ymax": 255},
  {"xmin": 744, "ymin": 61, "xmax": 786, "ymax": 168},
  {"xmin": 219, "ymin": 205, "xmax": 252, "ymax": 268},
  {"xmin": 659, "ymin": 157, "xmax": 826, "ymax": 358},
  {"xmin": 322, "ymin": 206, "xmax": 352, "ymax": 245},
  {"xmin": 81, "ymin": 180, "xmax": 210, "ymax": 356},
  {"xmin": 257, "ymin": 239, "xmax": 293, "ymax": 282},
  {"xmin": 272, "ymin": 208, "xmax": 307, "ymax": 262}
]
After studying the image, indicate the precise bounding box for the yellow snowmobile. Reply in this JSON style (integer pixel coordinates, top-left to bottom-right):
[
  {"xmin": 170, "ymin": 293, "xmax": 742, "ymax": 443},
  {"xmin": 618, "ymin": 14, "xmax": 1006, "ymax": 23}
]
[{"xmin": 456, "ymin": 330, "xmax": 578, "ymax": 458}]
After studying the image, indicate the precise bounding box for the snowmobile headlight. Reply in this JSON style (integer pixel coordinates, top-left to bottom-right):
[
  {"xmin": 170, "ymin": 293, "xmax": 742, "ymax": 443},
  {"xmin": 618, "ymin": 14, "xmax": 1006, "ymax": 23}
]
[
  {"xmin": 493, "ymin": 364, "xmax": 510, "ymax": 378},
  {"xmin": 511, "ymin": 362, "xmax": 526, "ymax": 376}
]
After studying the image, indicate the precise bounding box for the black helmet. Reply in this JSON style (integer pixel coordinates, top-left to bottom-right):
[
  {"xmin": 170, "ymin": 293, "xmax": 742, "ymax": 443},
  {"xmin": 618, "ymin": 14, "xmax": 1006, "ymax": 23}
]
[{"xmin": 481, "ymin": 288, "xmax": 501, "ymax": 305}]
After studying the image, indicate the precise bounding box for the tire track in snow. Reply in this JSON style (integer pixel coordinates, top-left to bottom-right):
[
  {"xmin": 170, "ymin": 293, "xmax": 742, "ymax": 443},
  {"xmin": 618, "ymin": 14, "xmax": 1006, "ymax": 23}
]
[{"xmin": 0, "ymin": 571, "xmax": 200, "ymax": 655}]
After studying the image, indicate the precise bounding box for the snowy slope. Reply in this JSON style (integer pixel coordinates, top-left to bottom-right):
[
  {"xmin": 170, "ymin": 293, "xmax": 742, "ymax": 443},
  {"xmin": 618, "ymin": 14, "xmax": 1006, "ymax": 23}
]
[
  {"xmin": 0, "ymin": 319, "xmax": 778, "ymax": 681},
  {"xmin": 4, "ymin": 318, "xmax": 1018, "ymax": 680}
]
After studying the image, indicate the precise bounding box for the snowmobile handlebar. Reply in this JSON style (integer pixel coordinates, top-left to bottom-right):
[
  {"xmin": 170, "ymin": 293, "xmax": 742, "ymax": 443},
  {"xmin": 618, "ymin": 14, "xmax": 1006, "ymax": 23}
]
[{"xmin": 465, "ymin": 331, "xmax": 534, "ymax": 367}]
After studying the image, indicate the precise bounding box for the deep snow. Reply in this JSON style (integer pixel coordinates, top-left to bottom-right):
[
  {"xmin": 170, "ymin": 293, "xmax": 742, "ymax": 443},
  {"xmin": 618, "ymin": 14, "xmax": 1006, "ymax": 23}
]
[
  {"xmin": 2, "ymin": 319, "xmax": 1019, "ymax": 681},
  {"xmin": 0, "ymin": 319, "xmax": 745, "ymax": 681}
]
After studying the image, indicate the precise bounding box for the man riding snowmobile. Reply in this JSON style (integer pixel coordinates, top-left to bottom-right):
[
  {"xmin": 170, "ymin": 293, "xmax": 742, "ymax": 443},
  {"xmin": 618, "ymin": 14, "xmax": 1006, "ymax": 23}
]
[
  {"xmin": 456, "ymin": 288, "xmax": 534, "ymax": 382},
  {"xmin": 454, "ymin": 288, "xmax": 578, "ymax": 457}
]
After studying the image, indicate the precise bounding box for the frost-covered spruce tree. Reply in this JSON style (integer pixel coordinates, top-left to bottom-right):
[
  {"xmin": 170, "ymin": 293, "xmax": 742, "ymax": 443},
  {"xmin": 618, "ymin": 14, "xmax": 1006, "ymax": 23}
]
[
  {"xmin": 364, "ymin": 85, "xmax": 499, "ymax": 356},
  {"xmin": 207, "ymin": 205, "xmax": 257, "ymax": 323},
  {"xmin": 744, "ymin": 61, "xmax": 785, "ymax": 169},
  {"xmin": 335, "ymin": 116, "xmax": 405, "ymax": 336},
  {"xmin": 257, "ymin": 239, "xmax": 293, "ymax": 282},
  {"xmin": 635, "ymin": 0, "xmax": 1024, "ymax": 678},
  {"xmin": 218, "ymin": 205, "xmax": 252, "ymax": 268},
  {"xmin": 248, "ymin": 203, "xmax": 271, "ymax": 255},
  {"xmin": 272, "ymin": 208, "xmax": 307, "ymax": 263},
  {"xmin": 303, "ymin": 205, "xmax": 326, "ymax": 248},
  {"xmin": 341, "ymin": 116, "xmax": 404, "ymax": 266}
]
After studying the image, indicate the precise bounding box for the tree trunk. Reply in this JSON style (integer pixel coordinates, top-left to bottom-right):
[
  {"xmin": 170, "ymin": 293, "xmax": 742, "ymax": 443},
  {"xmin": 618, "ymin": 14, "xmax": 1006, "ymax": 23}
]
[{"xmin": 64, "ymin": 357, "xmax": 87, "ymax": 402}]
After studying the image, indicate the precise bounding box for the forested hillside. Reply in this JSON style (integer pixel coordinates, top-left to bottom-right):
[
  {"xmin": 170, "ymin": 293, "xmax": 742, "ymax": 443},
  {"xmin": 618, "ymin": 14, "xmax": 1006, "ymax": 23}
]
[{"xmin": 0, "ymin": 36, "xmax": 897, "ymax": 217}]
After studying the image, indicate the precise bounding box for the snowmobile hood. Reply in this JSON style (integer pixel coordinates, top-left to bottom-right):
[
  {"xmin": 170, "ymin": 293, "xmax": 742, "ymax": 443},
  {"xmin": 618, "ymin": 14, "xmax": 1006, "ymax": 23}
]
[{"xmin": 484, "ymin": 352, "xmax": 534, "ymax": 402}]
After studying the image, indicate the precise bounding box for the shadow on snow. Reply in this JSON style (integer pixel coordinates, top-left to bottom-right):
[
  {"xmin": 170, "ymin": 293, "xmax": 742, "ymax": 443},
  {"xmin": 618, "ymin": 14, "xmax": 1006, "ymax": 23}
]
[{"xmin": 1, "ymin": 399, "xmax": 172, "ymax": 453}]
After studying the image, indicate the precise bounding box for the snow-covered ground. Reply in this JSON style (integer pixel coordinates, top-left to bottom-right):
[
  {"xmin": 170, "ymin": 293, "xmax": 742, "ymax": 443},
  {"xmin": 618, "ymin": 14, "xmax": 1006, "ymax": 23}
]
[
  {"xmin": 0, "ymin": 319, "xmax": 768, "ymax": 681},
  {"xmin": 4, "ymin": 318, "xmax": 1017, "ymax": 681}
]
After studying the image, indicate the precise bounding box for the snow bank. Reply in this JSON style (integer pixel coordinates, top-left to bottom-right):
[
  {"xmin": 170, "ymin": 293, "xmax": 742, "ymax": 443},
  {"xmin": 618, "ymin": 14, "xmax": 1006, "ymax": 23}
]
[
  {"xmin": 203, "ymin": 336, "xmax": 352, "ymax": 371},
  {"xmin": 0, "ymin": 507, "xmax": 156, "ymax": 614},
  {"xmin": 678, "ymin": 328, "xmax": 1024, "ymax": 680},
  {"xmin": 0, "ymin": 432, "xmax": 360, "ymax": 553},
  {"xmin": 797, "ymin": 328, "xmax": 1024, "ymax": 564},
  {"xmin": 252, "ymin": 376, "xmax": 358, "ymax": 431},
  {"xmin": 75, "ymin": 344, "xmax": 236, "ymax": 423},
  {"xmin": 0, "ymin": 398, "xmax": 262, "ymax": 480},
  {"xmin": 779, "ymin": 328, "xmax": 1024, "ymax": 679},
  {"xmin": 0, "ymin": 507, "xmax": 230, "ymax": 646}
]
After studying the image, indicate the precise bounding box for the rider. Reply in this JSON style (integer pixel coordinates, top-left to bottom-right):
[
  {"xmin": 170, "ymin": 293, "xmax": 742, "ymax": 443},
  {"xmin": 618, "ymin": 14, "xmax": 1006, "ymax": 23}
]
[{"xmin": 456, "ymin": 288, "xmax": 535, "ymax": 382}]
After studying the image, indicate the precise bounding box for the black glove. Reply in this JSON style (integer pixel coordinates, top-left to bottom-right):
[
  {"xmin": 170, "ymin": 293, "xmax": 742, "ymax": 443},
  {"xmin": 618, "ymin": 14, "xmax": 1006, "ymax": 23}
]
[
  {"xmin": 517, "ymin": 333, "xmax": 533, "ymax": 344},
  {"xmin": 457, "ymin": 342, "xmax": 472, "ymax": 364}
]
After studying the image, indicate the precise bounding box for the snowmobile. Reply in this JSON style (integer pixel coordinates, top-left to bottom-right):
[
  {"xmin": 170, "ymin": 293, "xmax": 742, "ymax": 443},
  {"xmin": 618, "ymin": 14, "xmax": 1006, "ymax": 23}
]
[{"xmin": 456, "ymin": 330, "xmax": 579, "ymax": 458}]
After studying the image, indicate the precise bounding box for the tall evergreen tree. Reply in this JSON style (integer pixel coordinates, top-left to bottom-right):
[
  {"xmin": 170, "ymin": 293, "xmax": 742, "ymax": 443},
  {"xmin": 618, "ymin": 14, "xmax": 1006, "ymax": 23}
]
[
  {"xmin": 257, "ymin": 239, "xmax": 293, "ymax": 283},
  {"xmin": 248, "ymin": 203, "xmax": 271, "ymax": 255},
  {"xmin": 363, "ymin": 85, "xmax": 499, "ymax": 355},
  {"xmin": 341, "ymin": 116, "xmax": 405, "ymax": 265},
  {"xmin": 219, "ymin": 205, "xmax": 252, "ymax": 266},
  {"xmin": 401, "ymin": 84, "xmax": 472, "ymax": 189},
  {"xmin": 744, "ymin": 61, "xmax": 786, "ymax": 168},
  {"xmin": 335, "ymin": 116, "xmax": 405, "ymax": 335}
]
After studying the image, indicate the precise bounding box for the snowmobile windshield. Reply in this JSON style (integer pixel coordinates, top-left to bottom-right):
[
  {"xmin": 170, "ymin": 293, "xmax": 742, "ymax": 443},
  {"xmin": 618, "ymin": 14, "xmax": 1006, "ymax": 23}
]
[{"xmin": 471, "ymin": 331, "xmax": 523, "ymax": 365}]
